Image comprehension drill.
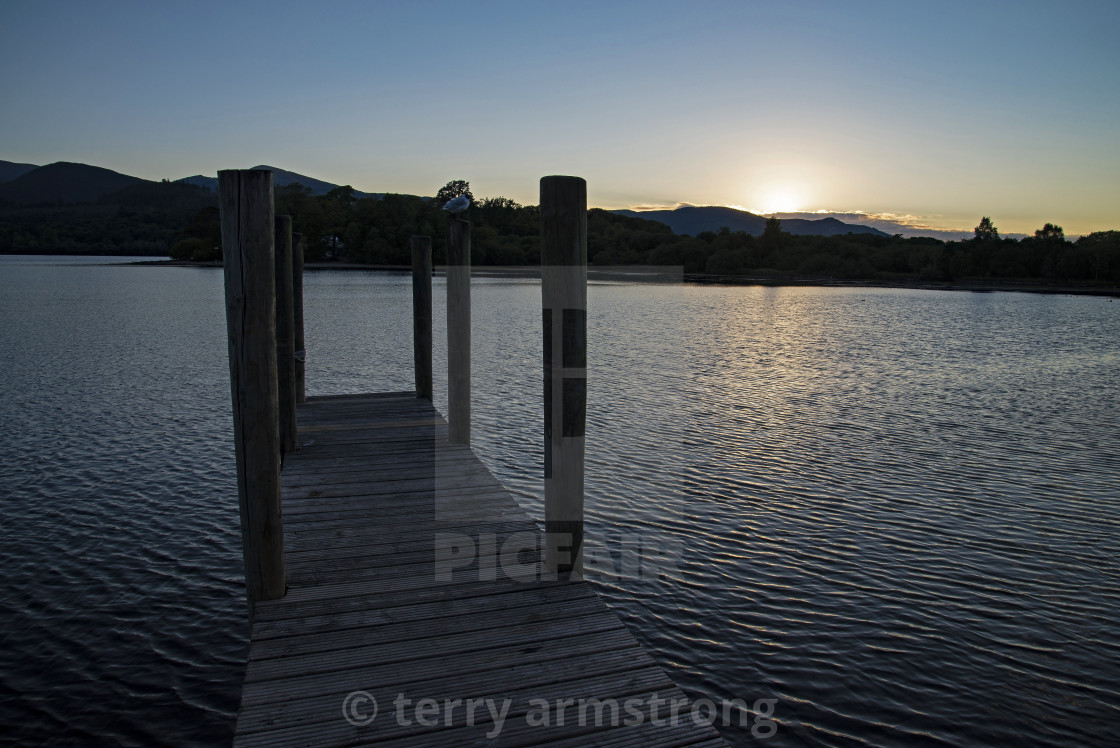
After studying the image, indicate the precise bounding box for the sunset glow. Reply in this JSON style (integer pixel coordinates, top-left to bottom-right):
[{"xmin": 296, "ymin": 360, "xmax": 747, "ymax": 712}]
[
  {"xmin": 0, "ymin": 1, "xmax": 1116, "ymax": 236},
  {"xmin": 754, "ymin": 185, "xmax": 808, "ymax": 216}
]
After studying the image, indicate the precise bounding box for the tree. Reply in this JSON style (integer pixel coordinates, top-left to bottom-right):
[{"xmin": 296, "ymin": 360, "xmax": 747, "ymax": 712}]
[
  {"xmin": 1076, "ymin": 231, "xmax": 1120, "ymax": 282},
  {"xmin": 1034, "ymin": 223, "xmax": 1064, "ymax": 241},
  {"xmin": 325, "ymin": 185, "xmax": 357, "ymax": 206},
  {"xmin": 760, "ymin": 216, "xmax": 789, "ymax": 254},
  {"xmin": 974, "ymin": 216, "xmax": 999, "ymax": 241},
  {"xmin": 478, "ymin": 196, "xmax": 520, "ymax": 209},
  {"xmin": 435, "ymin": 180, "xmax": 473, "ymax": 208}
]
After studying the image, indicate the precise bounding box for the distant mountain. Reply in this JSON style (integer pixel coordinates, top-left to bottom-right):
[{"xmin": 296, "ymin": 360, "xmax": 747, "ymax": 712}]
[
  {"xmin": 0, "ymin": 160, "xmax": 38, "ymax": 184},
  {"xmin": 613, "ymin": 205, "xmax": 890, "ymax": 238},
  {"xmin": 0, "ymin": 159, "xmax": 385, "ymax": 206},
  {"xmin": 791, "ymin": 216, "xmax": 891, "ymax": 237},
  {"xmin": 176, "ymin": 174, "xmax": 219, "ymax": 192},
  {"xmin": 0, "ymin": 162, "xmax": 145, "ymax": 204},
  {"xmin": 0, "ymin": 164, "xmax": 218, "ymax": 256},
  {"xmin": 177, "ymin": 166, "xmax": 380, "ymax": 198}
]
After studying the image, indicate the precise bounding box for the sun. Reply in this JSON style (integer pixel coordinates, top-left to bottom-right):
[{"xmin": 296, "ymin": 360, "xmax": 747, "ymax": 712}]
[{"xmin": 753, "ymin": 184, "xmax": 806, "ymax": 215}]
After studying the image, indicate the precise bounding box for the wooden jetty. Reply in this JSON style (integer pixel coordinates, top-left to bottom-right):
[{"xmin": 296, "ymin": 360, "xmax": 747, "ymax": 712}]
[
  {"xmin": 232, "ymin": 393, "xmax": 726, "ymax": 746},
  {"xmin": 220, "ymin": 171, "xmax": 728, "ymax": 746}
]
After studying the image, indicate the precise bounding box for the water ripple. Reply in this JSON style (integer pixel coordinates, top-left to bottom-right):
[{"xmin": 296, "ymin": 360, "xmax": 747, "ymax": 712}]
[{"xmin": 3, "ymin": 264, "xmax": 1118, "ymax": 746}]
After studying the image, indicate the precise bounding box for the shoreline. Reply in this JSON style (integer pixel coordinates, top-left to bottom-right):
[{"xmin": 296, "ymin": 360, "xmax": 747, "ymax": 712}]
[{"xmin": 121, "ymin": 258, "xmax": 1120, "ymax": 297}]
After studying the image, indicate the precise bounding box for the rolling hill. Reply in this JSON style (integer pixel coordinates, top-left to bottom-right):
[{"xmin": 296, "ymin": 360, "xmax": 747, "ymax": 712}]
[
  {"xmin": 0, "ymin": 162, "xmax": 146, "ymax": 204},
  {"xmin": 0, "ymin": 160, "xmax": 39, "ymax": 183},
  {"xmin": 613, "ymin": 205, "xmax": 890, "ymax": 237},
  {"xmin": 177, "ymin": 166, "xmax": 380, "ymax": 198},
  {"xmin": 0, "ymin": 160, "xmax": 381, "ymax": 206}
]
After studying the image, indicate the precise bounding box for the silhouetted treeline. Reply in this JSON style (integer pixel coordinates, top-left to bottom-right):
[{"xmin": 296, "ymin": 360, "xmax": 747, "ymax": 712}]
[
  {"xmin": 5, "ymin": 179, "xmax": 1118, "ymax": 285},
  {"xmin": 177, "ymin": 186, "xmax": 1114, "ymax": 284},
  {"xmin": 627, "ymin": 221, "xmax": 1120, "ymax": 284},
  {"xmin": 0, "ymin": 180, "xmax": 217, "ymax": 256}
]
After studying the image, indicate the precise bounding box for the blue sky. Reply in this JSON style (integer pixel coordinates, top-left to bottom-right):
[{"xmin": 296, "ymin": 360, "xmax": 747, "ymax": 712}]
[{"xmin": 2, "ymin": 0, "xmax": 1117, "ymax": 236}]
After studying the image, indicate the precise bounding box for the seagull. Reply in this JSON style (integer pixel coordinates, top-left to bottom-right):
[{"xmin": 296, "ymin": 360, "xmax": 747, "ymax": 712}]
[{"xmin": 441, "ymin": 195, "xmax": 471, "ymax": 214}]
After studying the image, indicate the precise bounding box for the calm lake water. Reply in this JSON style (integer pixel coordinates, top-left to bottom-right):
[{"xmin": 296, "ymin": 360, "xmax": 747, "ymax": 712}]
[{"xmin": 1, "ymin": 255, "xmax": 1118, "ymax": 746}]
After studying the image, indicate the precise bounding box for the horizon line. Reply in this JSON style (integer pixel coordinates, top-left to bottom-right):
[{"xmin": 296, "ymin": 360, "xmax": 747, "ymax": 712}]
[{"xmin": 1, "ymin": 157, "xmax": 1100, "ymax": 239}]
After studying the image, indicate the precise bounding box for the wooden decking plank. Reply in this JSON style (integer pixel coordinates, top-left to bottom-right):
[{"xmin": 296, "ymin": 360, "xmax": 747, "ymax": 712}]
[
  {"xmin": 244, "ymin": 676, "xmax": 680, "ymax": 746},
  {"xmin": 249, "ymin": 595, "xmax": 609, "ymax": 660},
  {"xmin": 250, "ymin": 581, "xmax": 596, "ymax": 641},
  {"xmin": 281, "ymin": 453, "xmax": 478, "ymax": 478},
  {"xmin": 276, "ymin": 563, "xmax": 548, "ymax": 605},
  {"xmin": 282, "ymin": 473, "xmax": 505, "ymax": 502},
  {"xmin": 244, "ymin": 610, "xmax": 624, "ymax": 683},
  {"xmin": 239, "ymin": 630, "xmax": 644, "ymax": 709},
  {"xmin": 250, "ymin": 575, "xmax": 574, "ymax": 624},
  {"xmin": 284, "ymin": 545, "xmax": 543, "ymax": 589},
  {"xmin": 285, "ymin": 532, "xmax": 541, "ymax": 576},
  {"xmin": 278, "ymin": 503, "xmax": 526, "ymax": 530},
  {"xmin": 538, "ymin": 722, "xmax": 731, "ymax": 748},
  {"xmin": 300, "ymin": 417, "xmax": 444, "ymax": 433},
  {"xmin": 298, "ymin": 399, "xmax": 438, "ymax": 417},
  {"xmin": 283, "ymin": 519, "xmax": 536, "ymax": 554},
  {"xmin": 281, "ymin": 484, "xmax": 512, "ymax": 512},
  {"xmin": 296, "ymin": 427, "xmax": 443, "ymax": 446},
  {"xmin": 281, "ymin": 497, "xmax": 516, "ymax": 520},
  {"xmin": 236, "ymin": 678, "xmax": 696, "ymax": 748},
  {"xmin": 280, "ymin": 488, "xmax": 521, "ymax": 515},
  {"xmin": 284, "ymin": 519, "xmax": 537, "ymax": 555},
  {"xmin": 284, "ymin": 529, "xmax": 548, "ymax": 568},
  {"xmin": 236, "ymin": 648, "xmax": 659, "ymax": 733},
  {"xmin": 284, "ymin": 520, "xmax": 535, "ymax": 558},
  {"xmin": 284, "ymin": 549, "xmax": 546, "ymax": 588},
  {"xmin": 303, "ymin": 391, "xmax": 417, "ymax": 401},
  {"xmin": 282, "ymin": 460, "xmax": 494, "ymax": 487},
  {"xmin": 298, "ymin": 418, "xmax": 437, "ymax": 430},
  {"xmin": 282, "ymin": 483, "xmax": 516, "ymax": 510}
]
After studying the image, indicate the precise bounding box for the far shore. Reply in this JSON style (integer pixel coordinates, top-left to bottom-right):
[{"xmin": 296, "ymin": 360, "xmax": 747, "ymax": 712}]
[{"xmin": 122, "ymin": 258, "xmax": 1120, "ymax": 298}]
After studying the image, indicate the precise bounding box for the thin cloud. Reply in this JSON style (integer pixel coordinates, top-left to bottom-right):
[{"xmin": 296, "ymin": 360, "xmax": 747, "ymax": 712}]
[
  {"xmin": 770, "ymin": 210, "xmax": 974, "ymax": 240},
  {"xmin": 625, "ymin": 202, "xmax": 696, "ymax": 211},
  {"xmin": 620, "ymin": 204, "xmax": 977, "ymax": 239},
  {"xmin": 616, "ymin": 204, "xmax": 1035, "ymax": 240}
]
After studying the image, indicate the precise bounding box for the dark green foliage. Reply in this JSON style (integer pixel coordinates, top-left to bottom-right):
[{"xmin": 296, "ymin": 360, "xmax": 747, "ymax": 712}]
[
  {"xmin": 587, "ymin": 209, "xmax": 673, "ymax": 266},
  {"xmin": 1034, "ymin": 223, "xmax": 1064, "ymax": 241},
  {"xmin": 99, "ymin": 180, "xmax": 215, "ymax": 211},
  {"xmin": 249, "ymin": 196, "xmax": 1116, "ymax": 285},
  {"xmin": 169, "ymin": 237, "xmax": 219, "ymax": 261},
  {"xmin": 174, "ymin": 206, "xmax": 221, "ymax": 261},
  {"xmin": 974, "ymin": 216, "xmax": 1000, "ymax": 241},
  {"xmin": 2, "ymin": 178, "xmax": 1116, "ymax": 287},
  {"xmin": 434, "ymin": 180, "xmax": 473, "ymax": 209},
  {"xmin": 0, "ymin": 178, "xmax": 219, "ymax": 256},
  {"xmin": 1074, "ymin": 231, "xmax": 1120, "ymax": 282}
]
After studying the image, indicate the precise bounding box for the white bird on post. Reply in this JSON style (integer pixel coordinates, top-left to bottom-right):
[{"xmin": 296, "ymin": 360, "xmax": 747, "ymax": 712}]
[{"xmin": 442, "ymin": 195, "xmax": 471, "ymax": 215}]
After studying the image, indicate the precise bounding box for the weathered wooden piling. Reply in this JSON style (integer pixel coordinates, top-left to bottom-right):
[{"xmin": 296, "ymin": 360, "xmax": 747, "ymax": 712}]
[
  {"xmin": 219, "ymin": 169, "xmax": 286, "ymax": 614},
  {"xmin": 411, "ymin": 235, "xmax": 433, "ymax": 401},
  {"xmin": 540, "ymin": 175, "xmax": 587, "ymax": 576},
  {"xmin": 292, "ymin": 232, "xmax": 306, "ymax": 404},
  {"xmin": 275, "ymin": 215, "xmax": 297, "ymax": 455},
  {"xmin": 447, "ymin": 219, "xmax": 471, "ymax": 444}
]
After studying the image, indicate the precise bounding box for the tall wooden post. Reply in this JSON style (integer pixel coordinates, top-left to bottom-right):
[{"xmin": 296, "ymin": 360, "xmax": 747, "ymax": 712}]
[
  {"xmin": 540, "ymin": 175, "xmax": 587, "ymax": 577},
  {"xmin": 219, "ymin": 169, "xmax": 285, "ymax": 614},
  {"xmin": 446, "ymin": 219, "xmax": 471, "ymax": 444},
  {"xmin": 412, "ymin": 235, "xmax": 433, "ymax": 401},
  {"xmin": 275, "ymin": 215, "xmax": 297, "ymax": 455},
  {"xmin": 292, "ymin": 232, "xmax": 306, "ymax": 404}
]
